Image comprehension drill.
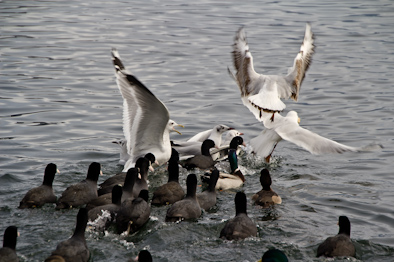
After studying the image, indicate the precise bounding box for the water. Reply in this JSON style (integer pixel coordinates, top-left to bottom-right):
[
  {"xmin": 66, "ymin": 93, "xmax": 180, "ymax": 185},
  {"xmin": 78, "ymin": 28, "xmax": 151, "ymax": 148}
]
[{"xmin": 1, "ymin": 0, "xmax": 394, "ymax": 261}]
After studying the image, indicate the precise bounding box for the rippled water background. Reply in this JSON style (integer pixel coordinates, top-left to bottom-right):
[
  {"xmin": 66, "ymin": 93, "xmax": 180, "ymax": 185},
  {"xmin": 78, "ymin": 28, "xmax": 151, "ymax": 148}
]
[{"xmin": 1, "ymin": 0, "xmax": 394, "ymax": 261}]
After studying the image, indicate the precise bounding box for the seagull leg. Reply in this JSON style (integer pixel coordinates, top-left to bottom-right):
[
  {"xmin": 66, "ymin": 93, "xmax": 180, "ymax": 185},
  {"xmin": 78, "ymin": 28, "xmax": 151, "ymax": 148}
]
[
  {"xmin": 126, "ymin": 221, "xmax": 133, "ymax": 236},
  {"xmin": 265, "ymin": 142, "xmax": 278, "ymax": 163},
  {"xmin": 270, "ymin": 113, "xmax": 275, "ymax": 122}
]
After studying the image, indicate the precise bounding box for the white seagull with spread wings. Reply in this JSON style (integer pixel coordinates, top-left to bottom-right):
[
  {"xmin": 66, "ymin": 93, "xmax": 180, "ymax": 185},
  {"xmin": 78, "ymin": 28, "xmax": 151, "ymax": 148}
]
[
  {"xmin": 111, "ymin": 49, "xmax": 183, "ymax": 171},
  {"xmin": 251, "ymin": 111, "xmax": 382, "ymax": 162},
  {"xmin": 229, "ymin": 23, "xmax": 315, "ymax": 122}
]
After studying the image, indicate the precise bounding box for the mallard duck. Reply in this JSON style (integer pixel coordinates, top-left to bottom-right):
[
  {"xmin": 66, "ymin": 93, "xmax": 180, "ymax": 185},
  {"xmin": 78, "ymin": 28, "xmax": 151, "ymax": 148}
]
[
  {"xmin": 97, "ymin": 153, "xmax": 155, "ymax": 196},
  {"xmin": 19, "ymin": 163, "xmax": 59, "ymax": 209},
  {"xmin": 181, "ymin": 140, "xmax": 216, "ymax": 170},
  {"xmin": 316, "ymin": 216, "xmax": 355, "ymax": 258},
  {"xmin": 128, "ymin": 250, "xmax": 152, "ymax": 262},
  {"xmin": 88, "ymin": 185, "xmax": 123, "ymax": 222},
  {"xmin": 197, "ymin": 169, "xmax": 219, "ymax": 210},
  {"xmin": 116, "ymin": 190, "xmax": 150, "ymax": 235},
  {"xmin": 56, "ymin": 162, "xmax": 102, "ymax": 210},
  {"xmin": 202, "ymin": 149, "xmax": 245, "ymax": 190},
  {"xmin": 252, "ymin": 169, "xmax": 282, "ymax": 208},
  {"xmin": 132, "ymin": 157, "xmax": 152, "ymax": 199},
  {"xmin": 152, "ymin": 149, "xmax": 185, "ymax": 205},
  {"xmin": 220, "ymin": 192, "xmax": 257, "ymax": 240},
  {"xmin": 258, "ymin": 248, "xmax": 288, "ymax": 262},
  {"xmin": 165, "ymin": 174, "xmax": 201, "ymax": 222},
  {"xmin": 87, "ymin": 167, "xmax": 137, "ymax": 210},
  {"xmin": 0, "ymin": 226, "xmax": 19, "ymax": 262},
  {"xmin": 45, "ymin": 208, "xmax": 89, "ymax": 262}
]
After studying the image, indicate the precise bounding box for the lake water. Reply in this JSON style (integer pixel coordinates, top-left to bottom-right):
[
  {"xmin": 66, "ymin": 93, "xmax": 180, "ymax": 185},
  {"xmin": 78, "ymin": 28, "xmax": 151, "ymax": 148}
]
[{"xmin": 1, "ymin": 0, "xmax": 394, "ymax": 261}]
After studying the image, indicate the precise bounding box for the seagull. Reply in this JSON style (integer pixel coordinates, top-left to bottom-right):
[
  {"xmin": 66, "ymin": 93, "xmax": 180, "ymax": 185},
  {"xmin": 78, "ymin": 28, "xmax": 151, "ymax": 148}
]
[
  {"xmin": 173, "ymin": 127, "xmax": 243, "ymax": 160},
  {"xmin": 187, "ymin": 124, "xmax": 234, "ymax": 145},
  {"xmin": 111, "ymin": 49, "xmax": 183, "ymax": 171},
  {"xmin": 251, "ymin": 111, "xmax": 383, "ymax": 162},
  {"xmin": 221, "ymin": 129, "xmax": 244, "ymax": 146},
  {"xmin": 229, "ymin": 23, "xmax": 315, "ymax": 122},
  {"xmin": 112, "ymin": 140, "xmax": 130, "ymax": 165},
  {"xmin": 172, "ymin": 124, "xmax": 233, "ymax": 158}
]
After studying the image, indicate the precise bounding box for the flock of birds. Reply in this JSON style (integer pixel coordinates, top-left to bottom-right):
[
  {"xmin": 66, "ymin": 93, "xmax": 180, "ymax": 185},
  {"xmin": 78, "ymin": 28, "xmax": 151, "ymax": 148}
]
[{"xmin": 1, "ymin": 23, "xmax": 381, "ymax": 261}]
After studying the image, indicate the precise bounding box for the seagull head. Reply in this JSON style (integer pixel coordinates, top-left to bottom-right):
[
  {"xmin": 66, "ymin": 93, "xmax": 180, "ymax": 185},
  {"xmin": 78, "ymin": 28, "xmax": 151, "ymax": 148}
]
[
  {"xmin": 168, "ymin": 119, "xmax": 184, "ymax": 135},
  {"xmin": 287, "ymin": 111, "xmax": 301, "ymax": 124},
  {"xmin": 215, "ymin": 124, "xmax": 233, "ymax": 133}
]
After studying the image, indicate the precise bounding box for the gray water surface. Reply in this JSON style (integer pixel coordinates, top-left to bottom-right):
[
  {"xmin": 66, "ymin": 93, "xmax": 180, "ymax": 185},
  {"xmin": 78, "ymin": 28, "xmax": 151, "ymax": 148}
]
[{"xmin": 1, "ymin": 0, "xmax": 394, "ymax": 261}]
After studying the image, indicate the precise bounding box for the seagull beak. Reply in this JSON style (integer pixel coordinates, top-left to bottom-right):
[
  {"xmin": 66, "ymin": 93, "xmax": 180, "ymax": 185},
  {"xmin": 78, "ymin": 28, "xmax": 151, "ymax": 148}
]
[
  {"xmin": 57, "ymin": 169, "xmax": 60, "ymax": 174},
  {"xmin": 297, "ymin": 117, "xmax": 301, "ymax": 124},
  {"xmin": 239, "ymin": 132, "xmax": 244, "ymax": 135},
  {"xmin": 100, "ymin": 170, "xmax": 103, "ymax": 176},
  {"xmin": 173, "ymin": 124, "xmax": 184, "ymax": 135}
]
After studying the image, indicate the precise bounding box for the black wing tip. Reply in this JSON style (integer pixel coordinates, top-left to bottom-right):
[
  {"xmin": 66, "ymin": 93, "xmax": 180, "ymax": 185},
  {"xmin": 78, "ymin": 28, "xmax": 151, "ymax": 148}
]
[{"xmin": 111, "ymin": 48, "xmax": 125, "ymax": 71}]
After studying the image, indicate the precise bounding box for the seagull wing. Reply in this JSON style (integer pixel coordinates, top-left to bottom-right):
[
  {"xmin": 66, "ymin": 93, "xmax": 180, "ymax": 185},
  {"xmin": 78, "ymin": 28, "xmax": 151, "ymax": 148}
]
[
  {"xmin": 187, "ymin": 129, "xmax": 212, "ymax": 142},
  {"xmin": 282, "ymin": 23, "xmax": 315, "ymax": 101},
  {"xmin": 231, "ymin": 27, "xmax": 261, "ymax": 97},
  {"xmin": 111, "ymin": 49, "xmax": 170, "ymax": 161},
  {"xmin": 250, "ymin": 128, "xmax": 282, "ymax": 158},
  {"xmin": 273, "ymin": 118, "xmax": 359, "ymax": 155},
  {"xmin": 231, "ymin": 27, "xmax": 288, "ymax": 120}
]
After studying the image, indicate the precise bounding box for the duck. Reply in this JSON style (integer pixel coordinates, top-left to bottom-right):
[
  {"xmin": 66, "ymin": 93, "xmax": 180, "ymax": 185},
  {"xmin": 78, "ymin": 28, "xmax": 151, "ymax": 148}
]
[
  {"xmin": 97, "ymin": 153, "xmax": 155, "ymax": 196},
  {"xmin": 181, "ymin": 139, "xmax": 216, "ymax": 170},
  {"xmin": 0, "ymin": 226, "xmax": 19, "ymax": 262},
  {"xmin": 129, "ymin": 250, "xmax": 152, "ymax": 262},
  {"xmin": 202, "ymin": 149, "xmax": 245, "ymax": 190},
  {"xmin": 87, "ymin": 167, "xmax": 138, "ymax": 210},
  {"xmin": 87, "ymin": 184, "xmax": 123, "ymax": 223},
  {"xmin": 151, "ymin": 149, "xmax": 185, "ymax": 205},
  {"xmin": 197, "ymin": 169, "xmax": 219, "ymax": 211},
  {"xmin": 316, "ymin": 216, "xmax": 355, "ymax": 258},
  {"xmin": 132, "ymin": 157, "xmax": 152, "ymax": 199},
  {"xmin": 56, "ymin": 162, "xmax": 102, "ymax": 210},
  {"xmin": 251, "ymin": 169, "xmax": 282, "ymax": 208},
  {"xmin": 220, "ymin": 192, "xmax": 257, "ymax": 240},
  {"xmin": 19, "ymin": 163, "xmax": 59, "ymax": 208},
  {"xmin": 111, "ymin": 49, "xmax": 183, "ymax": 171},
  {"xmin": 211, "ymin": 135, "xmax": 245, "ymax": 162},
  {"xmin": 259, "ymin": 249, "xmax": 288, "ymax": 262},
  {"xmin": 45, "ymin": 208, "xmax": 89, "ymax": 262},
  {"xmin": 165, "ymin": 174, "xmax": 201, "ymax": 222},
  {"xmin": 116, "ymin": 189, "xmax": 150, "ymax": 235},
  {"xmin": 229, "ymin": 24, "xmax": 315, "ymax": 122}
]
